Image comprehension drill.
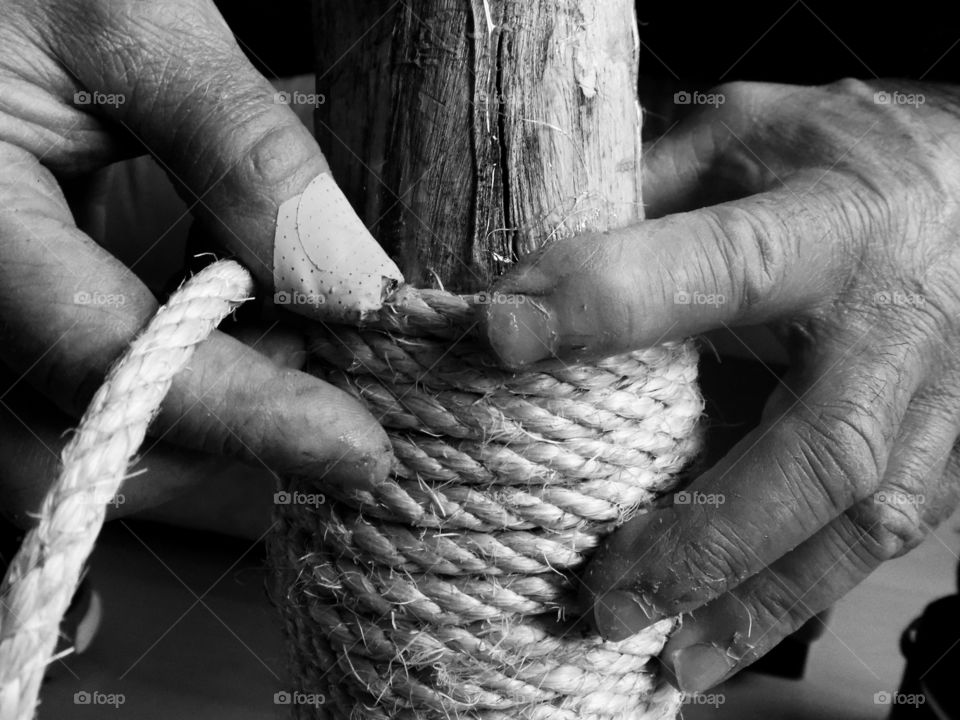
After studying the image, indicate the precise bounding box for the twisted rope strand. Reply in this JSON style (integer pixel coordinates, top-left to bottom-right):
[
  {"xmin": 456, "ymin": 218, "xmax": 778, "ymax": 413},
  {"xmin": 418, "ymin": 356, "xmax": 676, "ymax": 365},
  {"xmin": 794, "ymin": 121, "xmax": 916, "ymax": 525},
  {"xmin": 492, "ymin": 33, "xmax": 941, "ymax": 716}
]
[{"xmin": 0, "ymin": 260, "xmax": 252, "ymax": 720}]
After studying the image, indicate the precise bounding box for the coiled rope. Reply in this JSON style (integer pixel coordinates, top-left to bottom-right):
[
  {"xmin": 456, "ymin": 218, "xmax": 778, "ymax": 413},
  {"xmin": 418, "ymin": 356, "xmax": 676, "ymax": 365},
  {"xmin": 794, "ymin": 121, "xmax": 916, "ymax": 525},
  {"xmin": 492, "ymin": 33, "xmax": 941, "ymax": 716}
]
[{"xmin": 269, "ymin": 286, "xmax": 702, "ymax": 719}]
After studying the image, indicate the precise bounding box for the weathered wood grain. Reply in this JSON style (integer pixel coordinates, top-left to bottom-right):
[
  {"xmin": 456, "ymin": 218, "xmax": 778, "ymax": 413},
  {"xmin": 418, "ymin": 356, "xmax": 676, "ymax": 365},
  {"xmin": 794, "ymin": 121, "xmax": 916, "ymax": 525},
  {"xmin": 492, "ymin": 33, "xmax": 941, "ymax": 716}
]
[{"xmin": 313, "ymin": 0, "xmax": 643, "ymax": 291}]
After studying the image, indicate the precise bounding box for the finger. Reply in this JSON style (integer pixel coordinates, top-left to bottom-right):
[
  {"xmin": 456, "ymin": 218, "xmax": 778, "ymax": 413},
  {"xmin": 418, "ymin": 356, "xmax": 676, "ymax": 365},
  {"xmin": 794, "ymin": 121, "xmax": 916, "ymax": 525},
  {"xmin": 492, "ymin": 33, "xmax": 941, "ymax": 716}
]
[
  {"xmin": 656, "ymin": 389, "xmax": 960, "ymax": 692},
  {"xmin": 583, "ymin": 335, "xmax": 922, "ymax": 640},
  {"xmin": 49, "ymin": 0, "xmax": 401, "ymax": 309},
  {"xmin": 644, "ymin": 82, "xmax": 826, "ymax": 218},
  {"xmin": 643, "ymin": 87, "xmax": 768, "ymax": 218},
  {"xmin": 656, "ymin": 511, "xmax": 901, "ymax": 693},
  {"xmin": 876, "ymin": 378, "xmax": 960, "ymax": 529},
  {"xmin": 481, "ymin": 179, "xmax": 858, "ymax": 369},
  {"xmin": 0, "ymin": 377, "xmax": 276, "ymax": 536},
  {"xmin": 0, "ymin": 375, "xmax": 227, "ymax": 527},
  {"xmin": 0, "ymin": 146, "xmax": 391, "ymax": 489},
  {"xmin": 642, "ymin": 127, "xmax": 722, "ymax": 219},
  {"xmin": 153, "ymin": 329, "xmax": 392, "ymax": 488},
  {"xmin": 227, "ymin": 320, "xmax": 308, "ymax": 371}
]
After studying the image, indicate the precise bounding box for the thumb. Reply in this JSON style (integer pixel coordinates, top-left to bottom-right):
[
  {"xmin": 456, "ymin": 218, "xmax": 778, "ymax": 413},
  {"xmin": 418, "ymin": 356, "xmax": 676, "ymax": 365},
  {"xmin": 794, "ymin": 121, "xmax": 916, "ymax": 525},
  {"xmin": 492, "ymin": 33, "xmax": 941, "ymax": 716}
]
[{"xmin": 55, "ymin": 0, "xmax": 400, "ymax": 320}]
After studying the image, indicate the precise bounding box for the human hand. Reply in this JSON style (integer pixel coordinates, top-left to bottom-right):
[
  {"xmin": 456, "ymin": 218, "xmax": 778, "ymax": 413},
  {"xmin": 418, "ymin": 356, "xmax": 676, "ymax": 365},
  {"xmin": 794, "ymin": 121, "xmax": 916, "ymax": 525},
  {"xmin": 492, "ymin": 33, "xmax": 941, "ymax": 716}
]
[
  {"xmin": 0, "ymin": 0, "xmax": 393, "ymax": 525},
  {"xmin": 482, "ymin": 79, "xmax": 960, "ymax": 691}
]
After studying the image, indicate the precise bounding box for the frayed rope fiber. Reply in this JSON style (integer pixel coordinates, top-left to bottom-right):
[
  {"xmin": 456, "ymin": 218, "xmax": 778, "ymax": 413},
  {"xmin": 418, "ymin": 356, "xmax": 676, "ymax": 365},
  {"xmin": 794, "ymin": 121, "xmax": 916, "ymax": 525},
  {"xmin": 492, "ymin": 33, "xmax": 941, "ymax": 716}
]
[
  {"xmin": 0, "ymin": 258, "xmax": 702, "ymax": 720},
  {"xmin": 268, "ymin": 285, "xmax": 704, "ymax": 719},
  {"xmin": 0, "ymin": 260, "xmax": 253, "ymax": 720}
]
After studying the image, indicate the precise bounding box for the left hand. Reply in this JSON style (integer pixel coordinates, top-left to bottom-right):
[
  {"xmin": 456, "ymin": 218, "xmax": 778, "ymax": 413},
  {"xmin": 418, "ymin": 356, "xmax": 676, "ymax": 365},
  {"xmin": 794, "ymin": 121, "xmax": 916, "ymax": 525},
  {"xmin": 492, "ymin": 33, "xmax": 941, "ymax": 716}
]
[
  {"xmin": 0, "ymin": 68, "xmax": 340, "ymax": 537},
  {"xmin": 481, "ymin": 79, "xmax": 960, "ymax": 692},
  {"xmin": 0, "ymin": 0, "xmax": 396, "ymax": 527}
]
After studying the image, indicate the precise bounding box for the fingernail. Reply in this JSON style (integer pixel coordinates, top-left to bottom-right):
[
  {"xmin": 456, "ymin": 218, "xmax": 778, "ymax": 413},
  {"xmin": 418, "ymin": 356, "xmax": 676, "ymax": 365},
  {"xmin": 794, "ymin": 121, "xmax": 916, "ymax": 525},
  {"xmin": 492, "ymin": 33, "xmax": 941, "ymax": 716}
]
[
  {"xmin": 593, "ymin": 589, "xmax": 662, "ymax": 641},
  {"xmin": 481, "ymin": 296, "xmax": 560, "ymax": 368},
  {"xmin": 316, "ymin": 438, "xmax": 395, "ymax": 493},
  {"xmin": 668, "ymin": 643, "xmax": 735, "ymax": 693}
]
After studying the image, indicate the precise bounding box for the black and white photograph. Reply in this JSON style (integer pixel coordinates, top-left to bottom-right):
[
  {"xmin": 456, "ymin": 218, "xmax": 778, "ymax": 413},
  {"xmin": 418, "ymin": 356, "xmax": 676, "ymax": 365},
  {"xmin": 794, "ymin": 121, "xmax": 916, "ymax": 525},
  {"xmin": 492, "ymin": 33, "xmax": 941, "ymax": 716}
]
[{"xmin": 0, "ymin": 1, "xmax": 958, "ymax": 718}]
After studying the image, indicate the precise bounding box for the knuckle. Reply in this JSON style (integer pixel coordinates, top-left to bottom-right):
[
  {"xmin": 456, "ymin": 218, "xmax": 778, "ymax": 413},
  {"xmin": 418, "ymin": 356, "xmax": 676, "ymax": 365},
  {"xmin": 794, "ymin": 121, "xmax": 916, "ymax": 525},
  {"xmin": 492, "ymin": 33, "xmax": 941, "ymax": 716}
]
[
  {"xmin": 826, "ymin": 77, "xmax": 876, "ymax": 100},
  {"xmin": 665, "ymin": 517, "xmax": 754, "ymax": 608},
  {"xmin": 848, "ymin": 493, "xmax": 927, "ymax": 561},
  {"xmin": 700, "ymin": 204, "xmax": 790, "ymax": 317},
  {"xmin": 823, "ymin": 83, "xmax": 952, "ymax": 224},
  {"xmin": 792, "ymin": 401, "xmax": 886, "ymax": 511},
  {"xmin": 740, "ymin": 585, "xmax": 808, "ymax": 652},
  {"xmin": 840, "ymin": 170, "xmax": 936, "ymax": 258},
  {"xmin": 824, "ymin": 407, "xmax": 887, "ymax": 490},
  {"xmin": 229, "ymin": 119, "xmax": 321, "ymax": 199},
  {"xmin": 903, "ymin": 274, "xmax": 960, "ymax": 352}
]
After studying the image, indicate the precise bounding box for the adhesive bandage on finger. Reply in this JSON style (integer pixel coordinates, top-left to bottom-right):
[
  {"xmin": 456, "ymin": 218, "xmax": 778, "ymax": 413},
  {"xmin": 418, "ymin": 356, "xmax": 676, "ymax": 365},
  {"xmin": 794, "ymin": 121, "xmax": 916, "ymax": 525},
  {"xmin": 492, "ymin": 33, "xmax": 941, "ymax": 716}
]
[{"xmin": 273, "ymin": 173, "xmax": 403, "ymax": 322}]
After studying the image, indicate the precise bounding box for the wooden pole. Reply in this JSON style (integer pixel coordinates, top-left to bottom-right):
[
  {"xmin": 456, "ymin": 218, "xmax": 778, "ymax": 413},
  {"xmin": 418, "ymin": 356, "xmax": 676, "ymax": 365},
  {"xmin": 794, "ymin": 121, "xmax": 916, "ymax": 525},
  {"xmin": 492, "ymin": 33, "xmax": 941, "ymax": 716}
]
[
  {"xmin": 279, "ymin": 4, "xmax": 691, "ymax": 718},
  {"xmin": 313, "ymin": 0, "xmax": 644, "ymax": 291}
]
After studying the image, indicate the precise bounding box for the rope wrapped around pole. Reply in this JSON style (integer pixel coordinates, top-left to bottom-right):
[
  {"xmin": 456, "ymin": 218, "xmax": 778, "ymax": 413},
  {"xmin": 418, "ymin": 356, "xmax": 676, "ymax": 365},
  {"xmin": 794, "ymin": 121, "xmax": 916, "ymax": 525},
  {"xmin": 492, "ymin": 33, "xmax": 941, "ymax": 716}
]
[{"xmin": 269, "ymin": 285, "xmax": 703, "ymax": 719}]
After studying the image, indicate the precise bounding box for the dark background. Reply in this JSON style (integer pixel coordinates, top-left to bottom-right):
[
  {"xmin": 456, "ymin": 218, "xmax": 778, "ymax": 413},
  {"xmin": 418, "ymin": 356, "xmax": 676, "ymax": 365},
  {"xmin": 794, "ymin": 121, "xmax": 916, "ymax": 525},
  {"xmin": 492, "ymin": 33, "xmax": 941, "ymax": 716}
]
[{"xmin": 216, "ymin": 1, "xmax": 960, "ymax": 84}]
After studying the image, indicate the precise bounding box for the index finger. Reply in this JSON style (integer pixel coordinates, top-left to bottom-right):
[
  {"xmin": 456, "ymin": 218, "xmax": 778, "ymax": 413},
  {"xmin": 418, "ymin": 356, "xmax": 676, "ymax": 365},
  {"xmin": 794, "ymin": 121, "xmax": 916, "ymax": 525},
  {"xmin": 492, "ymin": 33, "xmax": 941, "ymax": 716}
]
[
  {"xmin": 481, "ymin": 183, "xmax": 858, "ymax": 368},
  {"xmin": 582, "ymin": 340, "xmax": 919, "ymax": 640}
]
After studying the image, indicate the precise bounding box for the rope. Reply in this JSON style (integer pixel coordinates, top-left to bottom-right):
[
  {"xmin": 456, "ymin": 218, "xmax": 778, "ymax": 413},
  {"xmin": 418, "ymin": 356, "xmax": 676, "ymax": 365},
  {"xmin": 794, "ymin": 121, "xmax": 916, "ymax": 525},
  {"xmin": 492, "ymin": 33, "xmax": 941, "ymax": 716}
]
[
  {"xmin": 0, "ymin": 261, "xmax": 701, "ymax": 719},
  {"xmin": 0, "ymin": 260, "xmax": 253, "ymax": 720},
  {"xmin": 269, "ymin": 286, "xmax": 703, "ymax": 719}
]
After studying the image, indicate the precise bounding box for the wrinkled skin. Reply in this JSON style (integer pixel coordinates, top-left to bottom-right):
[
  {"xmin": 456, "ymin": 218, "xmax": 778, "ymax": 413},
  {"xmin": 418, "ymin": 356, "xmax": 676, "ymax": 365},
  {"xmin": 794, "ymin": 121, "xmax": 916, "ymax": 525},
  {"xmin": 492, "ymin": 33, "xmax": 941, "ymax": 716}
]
[
  {"xmin": 4, "ymin": 0, "xmax": 959, "ymax": 694},
  {"xmin": 0, "ymin": 0, "xmax": 393, "ymax": 526},
  {"xmin": 483, "ymin": 79, "xmax": 960, "ymax": 692}
]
